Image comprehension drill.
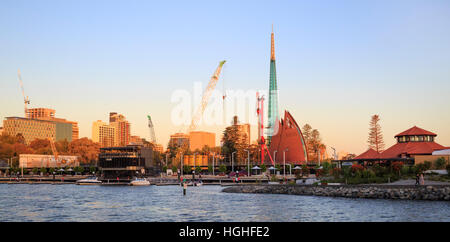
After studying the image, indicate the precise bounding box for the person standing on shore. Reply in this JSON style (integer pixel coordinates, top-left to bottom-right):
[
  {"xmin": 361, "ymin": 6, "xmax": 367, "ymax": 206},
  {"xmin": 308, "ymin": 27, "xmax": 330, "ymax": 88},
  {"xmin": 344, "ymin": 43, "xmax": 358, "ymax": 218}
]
[
  {"xmin": 415, "ymin": 173, "xmax": 420, "ymax": 186},
  {"xmin": 419, "ymin": 173, "xmax": 425, "ymax": 185}
]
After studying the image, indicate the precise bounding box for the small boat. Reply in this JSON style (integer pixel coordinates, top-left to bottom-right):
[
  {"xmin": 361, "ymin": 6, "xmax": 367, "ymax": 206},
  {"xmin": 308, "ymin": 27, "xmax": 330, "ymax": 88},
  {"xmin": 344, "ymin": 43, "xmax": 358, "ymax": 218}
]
[
  {"xmin": 76, "ymin": 176, "xmax": 102, "ymax": 185},
  {"xmin": 187, "ymin": 180, "xmax": 203, "ymax": 187},
  {"xmin": 130, "ymin": 178, "xmax": 150, "ymax": 186}
]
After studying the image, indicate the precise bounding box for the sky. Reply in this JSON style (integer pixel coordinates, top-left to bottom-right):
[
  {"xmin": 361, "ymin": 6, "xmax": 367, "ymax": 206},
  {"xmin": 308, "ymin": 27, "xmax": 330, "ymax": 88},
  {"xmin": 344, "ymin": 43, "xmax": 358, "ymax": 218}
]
[{"xmin": 1, "ymin": 0, "xmax": 450, "ymax": 156}]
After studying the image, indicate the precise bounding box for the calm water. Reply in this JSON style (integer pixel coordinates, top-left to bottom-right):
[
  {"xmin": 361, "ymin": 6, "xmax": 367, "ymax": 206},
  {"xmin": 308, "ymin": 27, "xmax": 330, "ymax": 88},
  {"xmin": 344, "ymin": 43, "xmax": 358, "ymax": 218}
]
[{"xmin": 0, "ymin": 184, "xmax": 449, "ymax": 222}]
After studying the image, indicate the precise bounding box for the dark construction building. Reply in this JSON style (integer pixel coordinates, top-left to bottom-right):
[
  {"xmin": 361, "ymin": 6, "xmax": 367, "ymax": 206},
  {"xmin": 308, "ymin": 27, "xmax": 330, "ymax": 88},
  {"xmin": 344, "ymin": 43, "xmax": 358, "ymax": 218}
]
[{"xmin": 98, "ymin": 145, "xmax": 158, "ymax": 179}]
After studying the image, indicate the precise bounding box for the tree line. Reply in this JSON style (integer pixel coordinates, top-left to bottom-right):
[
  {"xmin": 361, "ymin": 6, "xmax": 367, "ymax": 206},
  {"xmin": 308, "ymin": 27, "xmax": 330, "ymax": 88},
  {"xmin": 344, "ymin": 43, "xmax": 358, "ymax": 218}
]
[{"xmin": 0, "ymin": 134, "xmax": 100, "ymax": 165}]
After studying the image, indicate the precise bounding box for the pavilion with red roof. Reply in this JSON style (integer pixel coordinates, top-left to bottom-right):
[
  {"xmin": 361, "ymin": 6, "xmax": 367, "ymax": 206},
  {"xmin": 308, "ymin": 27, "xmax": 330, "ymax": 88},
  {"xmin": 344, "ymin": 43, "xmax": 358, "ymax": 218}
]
[{"xmin": 353, "ymin": 126, "xmax": 447, "ymax": 164}]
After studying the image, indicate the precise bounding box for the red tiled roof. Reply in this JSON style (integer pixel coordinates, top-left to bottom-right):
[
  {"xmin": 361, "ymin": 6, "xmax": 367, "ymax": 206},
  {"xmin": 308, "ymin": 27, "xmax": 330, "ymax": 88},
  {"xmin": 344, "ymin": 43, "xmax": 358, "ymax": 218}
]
[
  {"xmin": 395, "ymin": 126, "xmax": 437, "ymax": 137},
  {"xmin": 354, "ymin": 148, "xmax": 380, "ymax": 159},
  {"xmin": 379, "ymin": 141, "xmax": 446, "ymax": 158}
]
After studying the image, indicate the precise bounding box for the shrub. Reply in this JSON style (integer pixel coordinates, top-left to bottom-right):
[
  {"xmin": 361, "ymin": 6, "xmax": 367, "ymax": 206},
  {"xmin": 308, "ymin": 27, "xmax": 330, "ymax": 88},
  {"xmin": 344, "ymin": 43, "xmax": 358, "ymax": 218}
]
[
  {"xmin": 400, "ymin": 165, "xmax": 409, "ymax": 176},
  {"xmin": 32, "ymin": 167, "xmax": 39, "ymax": 175},
  {"xmin": 40, "ymin": 167, "xmax": 47, "ymax": 174},
  {"xmin": 332, "ymin": 168, "xmax": 341, "ymax": 179},
  {"xmin": 416, "ymin": 163, "xmax": 426, "ymax": 173},
  {"xmin": 391, "ymin": 161, "xmax": 403, "ymax": 172},
  {"xmin": 322, "ymin": 162, "xmax": 331, "ymax": 175},
  {"xmin": 315, "ymin": 169, "xmax": 324, "ymax": 178},
  {"xmin": 301, "ymin": 165, "xmax": 309, "ymax": 176},
  {"xmin": 362, "ymin": 169, "xmax": 375, "ymax": 179},
  {"xmin": 219, "ymin": 164, "xmax": 227, "ymax": 173},
  {"xmin": 183, "ymin": 165, "xmax": 192, "ymax": 174},
  {"xmin": 172, "ymin": 165, "xmax": 178, "ymax": 173},
  {"xmin": 351, "ymin": 164, "xmax": 364, "ymax": 173},
  {"xmin": 261, "ymin": 164, "xmax": 267, "ymax": 172},
  {"xmin": 270, "ymin": 175, "xmax": 278, "ymax": 182},
  {"xmin": 434, "ymin": 157, "xmax": 447, "ymax": 169},
  {"xmin": 195, "ymin": 166, "xmax": 202, "ymax": 174},
  {"xmin": 424, "ymin": 161, "xmax": 432, "ymax": 170},
  {"xmin": 162, "ymin": 166, "xmax": 168, "ymax": 172},
  {"xmin": 208, "ymin": 165, "xmax": 213, "ymax": 173}
]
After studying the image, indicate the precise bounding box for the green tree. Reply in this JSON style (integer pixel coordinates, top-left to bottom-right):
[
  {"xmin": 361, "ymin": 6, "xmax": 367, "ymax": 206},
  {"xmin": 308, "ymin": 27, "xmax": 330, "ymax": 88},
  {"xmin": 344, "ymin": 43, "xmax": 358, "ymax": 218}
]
[
  {"xmin": 40, "ymin": 167, "xmax": 47, "ymax": 174},
  {"xmin": 195, "ymin": 166, "xmax": 202, "ymax": 174},
  {"xmin": 183, "ymin": 165, "xmax": 192, "ymax": 174},
  {"xmin": 171, "ymin": 165, "xmax": 178, "ymax": 173},
  {"xmin": 219, "ymin": 164, "xmax": 227, "ymax": 173},
  {"xmin": 434, "ymin": 157, "xmax": 447, "ymax": 169},
  {"xmin": 367, "ymin": 114, "xmax": 385, "ymax": 153},
  {"xmin": 261, "ymin": 164, "xmax": 267, "ymax": 172},
  {"xmin": 208, "ymin": 165, "xmax": 213, "ymax": 173},
  {"xmin": 89, "ymin": 166, "xmax": 96, "ymax": 174}
]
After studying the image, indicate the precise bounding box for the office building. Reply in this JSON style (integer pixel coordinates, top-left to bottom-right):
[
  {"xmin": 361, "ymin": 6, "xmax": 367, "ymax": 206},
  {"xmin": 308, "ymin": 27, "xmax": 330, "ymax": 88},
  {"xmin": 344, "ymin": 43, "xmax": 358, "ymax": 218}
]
[
  {"xmin": 92, "ymin": 120, "xmax": 116, "ymax": 147},
  {"xmin": 109, "ymin": 112, "xmax": 131, "ymax": 146},
  {"xmin": 3, "ymin": 117, "xmax": 73, "ymax": 144},
  {"xmin": 98, "ymin": 145, "xmax": 156, "ymax": 179},
  {"xmin": 189, "ymin": 131, "xmax": 215, "ymax": 151}
]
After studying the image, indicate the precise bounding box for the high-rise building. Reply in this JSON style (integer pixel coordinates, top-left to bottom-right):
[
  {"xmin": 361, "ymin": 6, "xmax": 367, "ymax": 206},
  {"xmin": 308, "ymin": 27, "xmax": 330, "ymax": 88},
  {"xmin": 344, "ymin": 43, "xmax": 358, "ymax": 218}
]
[
  {"xmin": 231, "ymin": 116, "xmax": 251, "ymax": 145},
  {"xmin": 267, "ymin": 27, "xmax": 279, "ymax": 145},
  {"xmin": 109, "ymin": 112, "xmax": 131, "ymax": 146},
  {"xmin": 26, "ymin": 108, "xmax": 55, "ymax": 119},
  {"xmin": 189, "ymin": 131, "xmax": 215, "ymax": 151},
  {"xmin": 169, "ymin": 133, "xmax": 190, "ymax": 148},
  {"xmin": 25, "ymin": 108, "xmax": 79, "ymax": 140},
  {"xmin": 92, "ymin": 120, "xmax": 116, "ymax": 147},
  {"xmin": 3, "ymin": 117, "xmax": 73, "ymax": 144}
]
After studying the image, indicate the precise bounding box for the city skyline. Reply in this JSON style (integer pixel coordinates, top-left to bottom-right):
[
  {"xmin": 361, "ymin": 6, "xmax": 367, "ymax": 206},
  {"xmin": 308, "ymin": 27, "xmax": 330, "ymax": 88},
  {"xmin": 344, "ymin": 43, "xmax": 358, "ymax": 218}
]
[{"xmin": 1, "ymin": 0, "xmax": 450, "ymax": 155}]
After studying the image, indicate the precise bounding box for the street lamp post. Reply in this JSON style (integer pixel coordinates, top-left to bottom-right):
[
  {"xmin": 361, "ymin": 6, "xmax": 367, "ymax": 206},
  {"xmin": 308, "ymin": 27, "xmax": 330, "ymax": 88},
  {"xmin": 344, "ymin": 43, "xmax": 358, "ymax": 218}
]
[
  {"xmin": 180, "ymin": 153, "xmax": 184, "ymax": 177},
  {"xmin": 232, "ymin": 151, "xmax": 236, "ymax": 172},
  {"xmin": 283, "ymin": 148, "xmax": 288, "ymax": 180},
  {"xmin": 212, "ymin": 152, "xmax": 215, "ymax": 176},
  {"xmin": 194, "ymin": 153, "xmax": 197, "ymax": 169},
  {"xmin": 273, "ymin": 150, "xmax": 277, "ymax": 175},
  {"xmin": 244, "ymin": 149, "xmax": 250, "ymax": 177},
  {"xmin": 165, "ymin": 153, "xmax": 169, "ymax": 168}
]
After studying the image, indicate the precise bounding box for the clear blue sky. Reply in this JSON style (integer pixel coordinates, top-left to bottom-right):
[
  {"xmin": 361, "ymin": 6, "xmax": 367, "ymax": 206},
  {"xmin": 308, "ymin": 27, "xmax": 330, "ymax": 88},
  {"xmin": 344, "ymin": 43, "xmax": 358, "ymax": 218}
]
[{"xmin": 1, "ymin": 0, "xmax": 450, "ymax": 155}]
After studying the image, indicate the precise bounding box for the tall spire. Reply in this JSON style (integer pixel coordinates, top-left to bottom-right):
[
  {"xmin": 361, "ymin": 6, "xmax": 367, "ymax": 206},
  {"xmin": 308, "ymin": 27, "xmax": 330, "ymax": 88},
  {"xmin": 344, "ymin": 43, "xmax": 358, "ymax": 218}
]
[
  {"xmin": 271, "ymin": 24, "xmax": 275, "ymax": 60},
  {"xmin": 267, "ymin": 26, "xmax": 279, "ymax": 145}
]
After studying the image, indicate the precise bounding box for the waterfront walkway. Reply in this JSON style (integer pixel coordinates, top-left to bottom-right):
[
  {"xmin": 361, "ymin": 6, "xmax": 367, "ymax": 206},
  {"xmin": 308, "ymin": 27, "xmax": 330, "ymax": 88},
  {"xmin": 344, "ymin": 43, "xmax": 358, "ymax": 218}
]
[{"xmin": 380, "ymin": 179, "xmax": 450, "ymax": 186}]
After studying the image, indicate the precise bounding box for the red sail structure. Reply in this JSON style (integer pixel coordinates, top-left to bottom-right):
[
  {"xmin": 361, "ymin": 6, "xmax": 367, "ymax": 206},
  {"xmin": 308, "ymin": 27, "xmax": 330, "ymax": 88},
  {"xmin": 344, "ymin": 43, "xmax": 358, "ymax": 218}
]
[{"xmin": 267, "ymin": 111, "xmax": 309, "ymax": 165}]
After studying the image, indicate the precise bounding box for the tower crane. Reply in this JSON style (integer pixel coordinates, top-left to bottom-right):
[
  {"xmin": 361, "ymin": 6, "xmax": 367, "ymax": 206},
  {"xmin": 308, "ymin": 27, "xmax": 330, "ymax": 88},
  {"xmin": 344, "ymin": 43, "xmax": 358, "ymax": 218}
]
[
  {"xmin": 188, "ymin": 60, "xmax": 226, "ymax": 133},
  {"xmin": 256, "ymin": 92, "xmax": 274, "ymax": 165},
  {"xmin": 147, "ymin": 115, "xmax": 156, "ymax": 143},
  {"xmin": 17, "ymin": 69, "xmax": 30, "ymax": 117},
  {"xmin": 47, "ymin": 137, "xmax": 59, "ymax": 167},
  {"xmin": 175, "ymin": 60, "xmax": 226, "ymax": 166}
]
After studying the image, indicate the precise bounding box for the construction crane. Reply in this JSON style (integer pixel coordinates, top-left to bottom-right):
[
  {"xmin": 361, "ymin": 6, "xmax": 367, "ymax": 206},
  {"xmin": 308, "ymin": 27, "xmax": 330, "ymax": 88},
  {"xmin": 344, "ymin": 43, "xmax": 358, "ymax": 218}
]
[
  {"xmin": 256, "ymin": 92, "xmax": 274, "ymax": 165},
  {"xmin": 48, "ymin": 137, "xmax": 59, "ymax": 167},
  {"xmin": 17, "ymin": 69, "xmax": 30, "ymax": 117},
  {"xmin": 188, "ymin": 60, "xmax": 226, "ymax": 132},
  {"xmin": 147, "ymin": 115, "xmax": 156, "ymax": 143},
  {"xmin": 175, "ymin": 60, "xmax": 226, "ymax": 166}
]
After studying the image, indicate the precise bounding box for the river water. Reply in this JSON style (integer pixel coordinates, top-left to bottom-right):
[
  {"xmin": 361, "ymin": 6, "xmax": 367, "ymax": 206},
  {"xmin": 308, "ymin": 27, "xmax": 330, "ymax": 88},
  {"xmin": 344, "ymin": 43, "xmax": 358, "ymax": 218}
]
[{"xmin": 0, "ymin": 184, "xmax": 449, "ymax": 222}]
